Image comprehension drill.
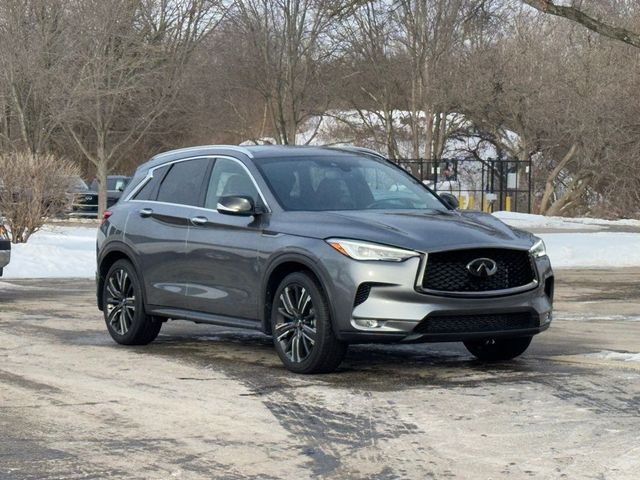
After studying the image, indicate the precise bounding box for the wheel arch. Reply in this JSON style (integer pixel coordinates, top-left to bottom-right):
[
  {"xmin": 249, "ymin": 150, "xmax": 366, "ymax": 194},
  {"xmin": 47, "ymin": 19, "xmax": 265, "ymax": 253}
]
[
  {"xmin": 261, "ymin": 253, "xmax": 335, "ymax": 335},
  {"xmin": 97, "ymin": 242, "xmax": 146, "ymax": 311}
]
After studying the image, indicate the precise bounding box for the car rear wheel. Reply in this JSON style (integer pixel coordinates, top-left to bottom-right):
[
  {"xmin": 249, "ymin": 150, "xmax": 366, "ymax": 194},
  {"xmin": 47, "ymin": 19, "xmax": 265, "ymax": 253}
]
[
  {"xmin": 271, "ymin": 271, "xmax": 347, "ymax": 374},
  {"xmin": 103, "ymin": 259, "xmax": 161, "ymax": 345},
  {"xmin": 464, "ymin": 336, "xmax": 532, "ymax": 361}
]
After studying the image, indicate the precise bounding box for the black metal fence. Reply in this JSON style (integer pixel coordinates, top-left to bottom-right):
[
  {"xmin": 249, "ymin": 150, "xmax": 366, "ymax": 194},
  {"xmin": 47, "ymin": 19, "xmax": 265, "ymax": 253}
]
[{"xmin": 394, "ymin": 158, "xmax": 533, "ymax": 213}]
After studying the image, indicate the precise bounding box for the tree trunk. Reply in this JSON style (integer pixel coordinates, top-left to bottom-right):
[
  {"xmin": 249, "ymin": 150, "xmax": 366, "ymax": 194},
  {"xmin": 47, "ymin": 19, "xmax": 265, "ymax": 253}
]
[
  {"xmin": 384, "ymin": 108, "xmax": 396, "ymax": 160},
  {"xmin": 97, "ymin": 161, "xmax": 108, "ymax": 218},
  {"xmin": 546, "ymin": 175, "xmax": 590, "ymax": 216},
  {"xmin": 539, "ymin": 143, "xmax": 577, "ymax": 215},
  {"xmin": 410, "ymin": 79, "xmax": 420, "ymax": 159},
  {"xmin": 424, "ymin": 107, "xmax": 434, "ymax": 160},
  {"xmin": 521, "ymin": 1, "xmax": 640, "ymax": 49}
]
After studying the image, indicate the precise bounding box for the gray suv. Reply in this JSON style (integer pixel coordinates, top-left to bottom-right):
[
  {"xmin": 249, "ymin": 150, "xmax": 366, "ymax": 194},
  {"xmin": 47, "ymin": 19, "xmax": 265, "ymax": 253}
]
[{"xmin": 97, "ymin": 146, "xmax": 553, "ymax": 373}]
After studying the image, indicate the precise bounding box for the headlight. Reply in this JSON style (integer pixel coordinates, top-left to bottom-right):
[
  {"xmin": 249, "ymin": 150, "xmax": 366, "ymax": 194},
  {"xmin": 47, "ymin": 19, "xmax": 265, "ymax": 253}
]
[
  {"xmin": 530, "ymin": 239, "xmax": 547, "ymax": 258},
  {"xmin": 326, "ymin": 238, "xmax": 419, "ymax": 262}
]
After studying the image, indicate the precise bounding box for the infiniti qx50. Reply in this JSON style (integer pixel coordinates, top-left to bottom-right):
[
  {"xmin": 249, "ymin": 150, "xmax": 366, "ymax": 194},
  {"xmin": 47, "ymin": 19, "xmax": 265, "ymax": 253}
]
[{"xmin": 97, "ymin": 146, "xmax": 553, "ymax": 373}]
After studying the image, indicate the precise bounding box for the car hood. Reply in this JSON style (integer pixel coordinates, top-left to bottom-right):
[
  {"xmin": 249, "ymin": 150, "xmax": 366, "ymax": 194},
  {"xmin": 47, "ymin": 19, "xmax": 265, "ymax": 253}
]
[{"xmin": 271, "ymin": 210, "xmax": 535, "ymax": 252}]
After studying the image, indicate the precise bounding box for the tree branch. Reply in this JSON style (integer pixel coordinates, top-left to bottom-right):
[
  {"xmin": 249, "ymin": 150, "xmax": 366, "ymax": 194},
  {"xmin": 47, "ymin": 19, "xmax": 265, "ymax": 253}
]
[{"xmin": 522, "ymin": 0, "xmax": 640, "ymax": 48}]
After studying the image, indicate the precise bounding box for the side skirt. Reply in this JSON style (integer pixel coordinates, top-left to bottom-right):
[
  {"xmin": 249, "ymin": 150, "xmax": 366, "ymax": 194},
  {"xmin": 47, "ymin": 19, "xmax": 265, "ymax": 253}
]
[{"xmin": 148, "ymin": 307, "xmax": 264, "ymax": 331}]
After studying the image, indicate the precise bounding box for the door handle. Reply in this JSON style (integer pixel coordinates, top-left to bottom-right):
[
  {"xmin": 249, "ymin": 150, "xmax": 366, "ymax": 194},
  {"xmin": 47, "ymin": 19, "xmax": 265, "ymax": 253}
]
[
  {"xmin": 190, "ymin": 216, "xmax": 208, "ymax": 226},
  {"xmin": 139, "ymin": 208, "xmax": 153, "ymax": 218}
]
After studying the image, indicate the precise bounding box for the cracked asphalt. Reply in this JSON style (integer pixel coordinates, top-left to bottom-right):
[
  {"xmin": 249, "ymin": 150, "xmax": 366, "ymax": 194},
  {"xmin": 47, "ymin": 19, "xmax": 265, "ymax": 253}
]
[{"xmin": 1, "ymin": 269, "xmax": 639, "ymax": 479}]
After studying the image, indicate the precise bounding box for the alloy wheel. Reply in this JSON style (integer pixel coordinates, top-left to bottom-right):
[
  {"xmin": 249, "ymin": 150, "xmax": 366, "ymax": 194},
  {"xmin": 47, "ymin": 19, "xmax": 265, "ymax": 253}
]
[
  {"xmin": 274, "ymin": 283, "xmax": 317, "ymax": 363},
  {"xmin": 105, "ymin": 268, "xmax": 136, "ymax": 335}
]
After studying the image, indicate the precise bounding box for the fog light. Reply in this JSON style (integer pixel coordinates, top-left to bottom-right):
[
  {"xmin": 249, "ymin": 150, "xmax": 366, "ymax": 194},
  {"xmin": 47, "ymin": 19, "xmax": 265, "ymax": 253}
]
[
  {"xmin": 542, "ymin": 312, "xmax": 552, "ymax": 324},
  {"xmin": 355, "ymin": 319, "xmax": 381, "ymax": 329}
]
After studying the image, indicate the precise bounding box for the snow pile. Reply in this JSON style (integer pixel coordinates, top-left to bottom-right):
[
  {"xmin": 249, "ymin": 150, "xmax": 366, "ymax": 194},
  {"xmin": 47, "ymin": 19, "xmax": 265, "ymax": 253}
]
[
  {"xmin": 3, "ymin": 226, "xmax": 96, "ymax": 278},
  {"xmin": 494, "ymin": 211, "xmax": 640, "ymax": 268},
  {"xmin": 586, "ymin": 351, "xmax": 640, "ymax": 363},
  {"xmin": 494, "ymin": 211, "xmax": 640, "ymax": 230},
  {"xmin": 538, "ymin": 232, "xmax": 640, "ymax": 268}
]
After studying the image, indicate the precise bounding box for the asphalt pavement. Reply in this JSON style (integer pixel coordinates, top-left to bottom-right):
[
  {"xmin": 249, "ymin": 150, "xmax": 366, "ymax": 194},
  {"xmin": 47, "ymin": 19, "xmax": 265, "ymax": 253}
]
[{"xmin": 0, "ymin": 269, "xmax": 639, "ymax": 479}]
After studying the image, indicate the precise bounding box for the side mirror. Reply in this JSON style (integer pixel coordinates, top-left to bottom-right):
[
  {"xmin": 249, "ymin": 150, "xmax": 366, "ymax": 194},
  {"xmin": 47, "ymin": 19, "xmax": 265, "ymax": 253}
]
[
  {"xmin": 439, "ymin": 192, "xmax": 459, "ymax": 210},
  {"xmin": 217, "ymin": 195, "xmax": 256, "ymax": 216}
]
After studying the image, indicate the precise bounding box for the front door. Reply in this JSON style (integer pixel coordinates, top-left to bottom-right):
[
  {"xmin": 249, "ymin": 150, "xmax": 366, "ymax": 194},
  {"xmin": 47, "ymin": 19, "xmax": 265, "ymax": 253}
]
[{"xmin": 183, "ymin": 157, "xmax": 265, "ymax": 319}]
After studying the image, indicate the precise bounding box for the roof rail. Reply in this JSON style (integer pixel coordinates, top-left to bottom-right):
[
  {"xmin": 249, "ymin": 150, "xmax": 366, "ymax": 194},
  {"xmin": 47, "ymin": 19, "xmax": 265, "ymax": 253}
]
[
  {"xmin": 153, "ymin": 144, "xmax": 255, "ymax": 160},
  {"xmin": 325, "ymin": 145, "xmax": 387, "ymax": 160},
  {"xmin": 215, "ymin": 145, "xmax": 255, "ymax": 158}
]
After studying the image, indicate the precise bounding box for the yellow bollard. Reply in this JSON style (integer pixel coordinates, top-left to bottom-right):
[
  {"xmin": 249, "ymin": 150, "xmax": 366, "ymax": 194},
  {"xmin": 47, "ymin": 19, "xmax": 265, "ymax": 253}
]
[
  {"xmin": 505, "ymin": 195, "xmax": 512, "ymax": 212},
  {"xmin": 467, "ymin": 196, "xmax": 474, "ymax": 210}
]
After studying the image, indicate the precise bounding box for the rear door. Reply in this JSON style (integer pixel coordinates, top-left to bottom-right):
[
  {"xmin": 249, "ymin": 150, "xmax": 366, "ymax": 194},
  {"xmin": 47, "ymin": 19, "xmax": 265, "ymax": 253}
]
[
  {"xmin": 125, "ymin": 157, "xmax": 212, "ymax": 309},
  {"xmin": 182, "ymin": 157, "xmax": 266, "ymax": 319}
]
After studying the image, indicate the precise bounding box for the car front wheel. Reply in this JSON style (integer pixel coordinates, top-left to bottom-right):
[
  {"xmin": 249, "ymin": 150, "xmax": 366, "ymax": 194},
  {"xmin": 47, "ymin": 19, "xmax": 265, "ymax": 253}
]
[
  {"xmin": 102, "ymin": 259, "xmax": 161, "ymax": 345},
  {"xmin": 464, "ymin": 336, "xmax": 532, "ymax": 361},
  {"xmin": 271, "ymin": 271, "xmax": 347, "ymax": 374}
]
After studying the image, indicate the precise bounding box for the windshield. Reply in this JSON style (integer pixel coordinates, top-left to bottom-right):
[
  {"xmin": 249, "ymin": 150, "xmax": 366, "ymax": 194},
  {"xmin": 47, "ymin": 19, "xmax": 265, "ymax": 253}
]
[
  {"xmin": 111, "ymin": 177, "xmax": 130, "ymax": 191},
  {"xmin": 90, "ymin": 177, "xmax": 130, "ymax": 191},
  {"xmin": 257, "ymin": 155, "xmax": 446, "ymax": 212}
]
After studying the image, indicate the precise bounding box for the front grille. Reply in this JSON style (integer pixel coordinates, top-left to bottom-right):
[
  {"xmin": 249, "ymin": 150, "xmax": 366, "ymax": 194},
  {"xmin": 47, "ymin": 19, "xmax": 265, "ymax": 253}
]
[
  {"xmin": 414, "ymin": 312, "xmax": 539, "ymax": 335},
  {"xmin": 422, "ymin": 248, "xmax": 535, "ymax": 293},
  {"xmin": 354, "ymin": 283, "xmax": 372, "ymax": 307}
]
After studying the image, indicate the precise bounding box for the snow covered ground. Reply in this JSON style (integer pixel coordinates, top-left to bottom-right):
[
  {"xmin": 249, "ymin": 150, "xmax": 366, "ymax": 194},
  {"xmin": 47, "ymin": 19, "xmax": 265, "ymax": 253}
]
[
  {"xmin": 2, "ymin": 225, "xmax": 96, "ymax": 279},
  {"xmin": 537, "ymin": 232, "xmax": 640, "ymax": 268},
  {"xmin": 586, "ymin": 351, "xmax": 640, "ymax": 363},
  {"xmin": 494, "ymin": 211, "xmax": 640, "ymax": 231},
  {"xmin": 494, "ymin": 211, "xmax": 640, "ymax": 268},
  {"xmin": 1, "ymin": 211, "xmax": 640, "ymax": 278}
]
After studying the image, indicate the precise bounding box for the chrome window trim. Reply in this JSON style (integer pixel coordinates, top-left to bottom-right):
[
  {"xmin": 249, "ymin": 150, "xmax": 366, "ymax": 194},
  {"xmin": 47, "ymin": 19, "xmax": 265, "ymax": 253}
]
[
  {"xmin": 124, "ymin": 155, "xmax": 271, "ymax": 212},
  {"xmin": 126, "ymin": 175, "xmax": 154, "ymax": 201}
]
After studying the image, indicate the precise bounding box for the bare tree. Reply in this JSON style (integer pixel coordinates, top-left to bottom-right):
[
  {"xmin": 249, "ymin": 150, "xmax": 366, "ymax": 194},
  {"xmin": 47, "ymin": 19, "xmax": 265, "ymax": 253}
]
[
  {"xmin": 229, "ymin": 0, "xmax": 335, "ymax": 144},
  {"xmin": 336, "ymin": 1, "xmax": 407, "ymax": 158},
  {"xmin": 0, "ymin": 151, "xmax": 78, "ymax": 243},
  {"xmin": 395, "ymin": 0, "xmax": 474, "ymax": 159},
  {"xmin": 0, "ymin": 0, "xmax": 69, "ymax": 154},
  {"xmin": 61, "ymin": 0, "xmax": 224, "ymax": 216}
]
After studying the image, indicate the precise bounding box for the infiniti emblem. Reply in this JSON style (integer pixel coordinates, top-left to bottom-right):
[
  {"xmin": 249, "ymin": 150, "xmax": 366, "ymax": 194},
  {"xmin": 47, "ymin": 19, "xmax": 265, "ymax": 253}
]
[{"xmin": 466, "ymin": 258, "xmax": 498, "ymax": 278}]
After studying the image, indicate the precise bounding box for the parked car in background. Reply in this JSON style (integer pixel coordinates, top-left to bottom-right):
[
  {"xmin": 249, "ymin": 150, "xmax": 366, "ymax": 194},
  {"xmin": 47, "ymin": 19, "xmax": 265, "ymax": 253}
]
[
  {"xmin": 70, "ymin": 175, "xmax": 131, "ymax": 217},
  {"xmin": 0, "ymin": 218, "xmax": 10, "ymax": 276},
  {"xmin": 97, "ymin": 145, "xmax": 554, "ymax": 374},
  {"xmin": 66, "ymin": 176, "xmax": 90, "ymax": 215}
]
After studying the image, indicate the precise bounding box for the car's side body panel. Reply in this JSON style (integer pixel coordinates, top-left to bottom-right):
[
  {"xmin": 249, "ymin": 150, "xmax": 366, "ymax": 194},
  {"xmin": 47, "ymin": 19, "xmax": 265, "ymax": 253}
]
[{"xmin": 182, "ymin": 208, "xmax": 264, "ymax": 318}]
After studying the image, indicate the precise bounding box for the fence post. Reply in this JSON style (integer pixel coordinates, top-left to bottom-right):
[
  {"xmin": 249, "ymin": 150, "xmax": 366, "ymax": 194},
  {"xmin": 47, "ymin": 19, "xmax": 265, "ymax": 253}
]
[
  {"xmin": 527, "ymin": 156, "xmax": 533, "ymax": 213},
  {"xmin": 481, "ymin": 163, "xmax": 485, "ymax": 213}
]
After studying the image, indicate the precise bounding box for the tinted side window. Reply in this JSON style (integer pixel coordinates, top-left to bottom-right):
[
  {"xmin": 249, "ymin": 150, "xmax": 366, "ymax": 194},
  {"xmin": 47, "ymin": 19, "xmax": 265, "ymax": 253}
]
[
  {"xmin": 134, "ymin": 166, "xmax": 168, "ymax": 201},
  {"xmin": 156, "ymin": 158, "xmax": 210, "ymax": 206},
  {"xmin": 204, "ymin": 158, "xmax": 259, "ymax": 209}
]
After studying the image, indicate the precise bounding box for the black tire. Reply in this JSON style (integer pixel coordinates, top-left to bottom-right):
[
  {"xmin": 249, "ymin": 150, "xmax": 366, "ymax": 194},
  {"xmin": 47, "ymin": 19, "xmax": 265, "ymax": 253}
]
[
  {"xmin": 464, "ymin": 336, "xmax": 533, "ymax": 361},
  {"xmin": 102, "ymin": 259, "xmax": 161, "ymax": 345},
  {"xmin": 271, "ymin": 271, "xmax": 347, "ymax": 374}
]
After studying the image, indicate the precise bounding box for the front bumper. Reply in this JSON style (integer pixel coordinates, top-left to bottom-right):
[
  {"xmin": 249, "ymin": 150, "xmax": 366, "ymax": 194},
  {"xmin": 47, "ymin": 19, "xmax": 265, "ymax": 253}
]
[{"xmin": 322, "ymin": 247, "xmax": 554, "ymax": 343}]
